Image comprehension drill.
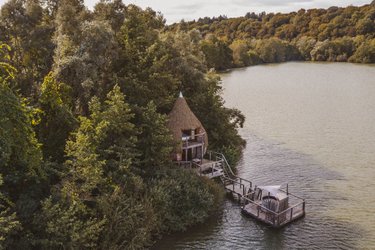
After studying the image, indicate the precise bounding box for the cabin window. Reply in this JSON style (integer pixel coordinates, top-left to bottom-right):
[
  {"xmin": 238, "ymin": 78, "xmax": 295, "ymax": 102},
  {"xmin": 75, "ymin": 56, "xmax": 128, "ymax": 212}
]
[
  {"xmin": 182, "ymin": 129, "xmax": 191, "ymax": 141},
  {"xmin": 182, "ymin": 129, "xmax": 198, "ymax": 141}
]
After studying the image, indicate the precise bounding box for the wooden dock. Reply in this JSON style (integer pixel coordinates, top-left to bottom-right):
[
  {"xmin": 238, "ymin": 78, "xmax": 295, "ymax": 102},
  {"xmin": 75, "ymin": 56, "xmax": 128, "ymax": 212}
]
[
  {"xmin": 213, "ymin": 151, "xmax": 306, "ymax": 228},
  {"xmin": 176, "ymin": 151, "xmax": 306, "ymax": 228},
  {"xmin": 242, "ymin": 200, "xmax": 305, "ymax": 227}
]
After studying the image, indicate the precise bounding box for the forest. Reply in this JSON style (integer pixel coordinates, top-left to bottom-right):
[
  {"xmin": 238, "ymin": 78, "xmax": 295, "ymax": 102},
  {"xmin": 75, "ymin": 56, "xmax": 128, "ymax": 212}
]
[
  {"xmin": 1, "ymin": 0, "xmax": 374, "ymax": 249},
  {"xmin": 167, "ymin": 1, "xmax": 375, "ymax": 70},
  {"xmin": 0, "ymin": 0, "xmax": 245, "ymax": 249}
]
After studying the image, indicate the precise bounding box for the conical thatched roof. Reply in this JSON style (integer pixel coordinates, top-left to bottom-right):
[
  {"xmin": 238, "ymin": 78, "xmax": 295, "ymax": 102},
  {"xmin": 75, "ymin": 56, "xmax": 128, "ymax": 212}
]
[{"xmin": 167, "ymin": 93, "xmax": 208, "ymax": 154}]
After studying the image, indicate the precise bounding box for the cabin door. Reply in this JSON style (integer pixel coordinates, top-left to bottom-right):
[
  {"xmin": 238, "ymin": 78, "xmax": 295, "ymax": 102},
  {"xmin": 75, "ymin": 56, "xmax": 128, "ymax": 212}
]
[
  {"xmin": 196, "ymin": 146, "xmax": 202, "ymax": 159},
  {"xmin": 182, "ymin": 149, "xmax": 193, "ymax": 161},
  {"xmin": 188, "ymin": 149, "xmax": 193, "ymax": 160}
]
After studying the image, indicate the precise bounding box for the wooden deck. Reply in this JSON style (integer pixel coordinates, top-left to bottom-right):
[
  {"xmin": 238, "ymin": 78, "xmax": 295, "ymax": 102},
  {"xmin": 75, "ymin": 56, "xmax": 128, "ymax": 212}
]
[
  {"xmin": 176, "ymin": 159, "xmax": 224, "ymax": 179},
  {"xmin": 242, "ymin": 200, "xmax": 305, "ymax": 228},
  {"xmin": 176, "ymin": 151, "xmax": 306, "ymax": 228},
  {"xmin": 194, "ymin": 159, "xmax": 224, "ymax": 178},
  {"xmin": 222, "ymin": 169, "xmax": 305, "ymax": 228}
]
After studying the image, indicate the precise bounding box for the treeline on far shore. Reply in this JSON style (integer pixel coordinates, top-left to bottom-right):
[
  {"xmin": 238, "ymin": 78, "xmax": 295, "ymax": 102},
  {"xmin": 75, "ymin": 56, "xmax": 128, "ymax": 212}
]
[{"xmin": 167, "ymin": 1, "xmax": 375, "ymax": 70}]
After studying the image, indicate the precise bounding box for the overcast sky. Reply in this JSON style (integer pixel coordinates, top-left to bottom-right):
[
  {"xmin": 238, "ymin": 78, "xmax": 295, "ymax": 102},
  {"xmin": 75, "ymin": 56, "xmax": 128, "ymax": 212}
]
[{"xmin": 0, "ymin": 0, "xmax": 371, "ymax": 23}]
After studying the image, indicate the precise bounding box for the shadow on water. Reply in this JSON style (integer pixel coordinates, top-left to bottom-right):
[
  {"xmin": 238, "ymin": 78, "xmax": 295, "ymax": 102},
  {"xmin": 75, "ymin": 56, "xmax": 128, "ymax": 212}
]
[{"xmin": 152, "ymin": 133, "xmax": 364, "ymax": 249}]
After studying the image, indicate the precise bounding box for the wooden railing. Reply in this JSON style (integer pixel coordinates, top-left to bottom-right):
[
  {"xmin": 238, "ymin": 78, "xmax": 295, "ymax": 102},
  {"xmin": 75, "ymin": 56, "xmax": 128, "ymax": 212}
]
[
  {"xmin": 242, "ymin": 196, "xmax": 305, "ymax": 227},
  {"xmin": 207, "ymin": 151, "xmax": 236, "ymax": 177},
  {"xmin": 182, "ymin": 132, "xmax": 206, "ymax": 148},
  {"xmin": 276, "ymin": 201, "xmax": 305, "ymax": 226},
  {"xmin": 192, "ymin": 160, "xmax": 223, "ymax": 178},
  {"xmin": 206, "ymin": 151, "xmax": 305, "ymax": 227}
]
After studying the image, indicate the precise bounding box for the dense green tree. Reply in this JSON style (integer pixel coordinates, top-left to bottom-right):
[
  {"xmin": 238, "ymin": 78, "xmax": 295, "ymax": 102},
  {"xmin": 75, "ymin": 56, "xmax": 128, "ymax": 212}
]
[
  {"xmin": 53, "ymin": 0, "xmax": 87, "ymax": 59},
  {"xmin": 356, "ymin": 18, "xmax": 374, "ymax": 35},
  {"xmin": 310, "ymin": 37, "xmax": 355, "ymax": 61},
  {"xmin": 93, "ymin": 0, "xmax": 126, "ymax": 34},
  {"xmin": 349, "ymin": 38, "xmax": 375, "ymax": 63},
  {"xmin": 150, "ymin": 169, "xmax": 223, "ymax": 232},
  {"xmin": 36, "ymin": 85, "xmax": 139, "ymax": 248},
  {"xmin": 0, "ymin": 0, "xmax": 55, "ymax": 97},
  {"xmin": 230, "ymin": 39, "xmax": 251, "ymax": 67},
  {"xmin": 118, "ymin": 34, "xmax": 179, "ymax": 112},
  {"xmin": 37, "ymin": 72, "xmax": 76, "ymax": 162},
  {"xmin": 98, "ymin": 177, "xmax": 156, "ymax": 249},
  {"xmin": 55, "ymin": 19, "xmax": 118, "ymax": 114},
  {"xmin": 247, "ymin": 49, "xmax": 263, "ymax": 65},
  {"xmin": 0, "ymin": 175, "xmax": 21, "ymax": 250},
  {"xmin": 0, "ymin": 46, "xmax": 21, "ymax": 249},
  {"xmin": 0, "ymin": 43, "xmax": 46, "ymax": 247},
  {"xmin": 0, "ymin": 73, "xmax": 43, "ymax": 204},
  {"xmin": 53, "ymin": 0, "xmax": 94, "ymax": 113},
  {"xmin": 295, "ymin": 36, "xmax": 317, "ymax": 60},
  {"xmin": 200, "ymin": 35, "xmax": 233, "ymax": 70},
  {"xmin": 92, "ymin": 85, "xmax": 138, "ymax": 179},
  {"xmin": 255, "ymin": 38, "xmax": 301, "ymax": 63},
  {"xmin": 136, "ymin": 101, "xmax": 173, "ymax": 175},
  {"xmin": 62, "ymin": 85, "xmax": 136, "ymax": 199},
  {"xmin": 37, "ymin": 197, "xmax": 105, "ymax": 249}
]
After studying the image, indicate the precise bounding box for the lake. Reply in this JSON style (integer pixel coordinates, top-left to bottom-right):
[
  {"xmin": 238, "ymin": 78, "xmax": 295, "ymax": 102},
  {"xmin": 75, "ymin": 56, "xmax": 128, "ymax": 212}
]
[{"xmin": 153, "ymin": 62, "xmax": 375, "ymax": 249}]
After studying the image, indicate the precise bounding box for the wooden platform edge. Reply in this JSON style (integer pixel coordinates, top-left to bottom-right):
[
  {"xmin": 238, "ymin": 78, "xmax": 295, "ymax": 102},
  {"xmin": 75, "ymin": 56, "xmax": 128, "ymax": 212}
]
[{"xmin": 241, "ymin": 207, "xmax": 305, "ymax": 228}]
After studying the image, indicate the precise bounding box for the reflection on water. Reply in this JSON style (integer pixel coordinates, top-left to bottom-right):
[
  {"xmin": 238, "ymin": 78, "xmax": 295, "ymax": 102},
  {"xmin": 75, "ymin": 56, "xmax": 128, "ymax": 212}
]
[{"xmin": 153, "ymin": 62, "xmax": 375, "ymax": 249}]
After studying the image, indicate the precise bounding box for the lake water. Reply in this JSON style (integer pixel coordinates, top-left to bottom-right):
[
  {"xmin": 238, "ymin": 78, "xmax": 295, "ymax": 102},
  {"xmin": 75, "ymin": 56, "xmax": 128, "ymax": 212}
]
[{"xmin": 153, "ymin": 62, "xmax": 375, "ymax": 249}]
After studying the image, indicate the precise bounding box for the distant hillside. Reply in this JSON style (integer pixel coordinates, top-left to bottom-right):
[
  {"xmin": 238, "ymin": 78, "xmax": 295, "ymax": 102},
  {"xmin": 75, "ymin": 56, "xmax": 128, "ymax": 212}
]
[{"xmin": 167, "ymin": 3, "xmax": 375, "ymax": 69}]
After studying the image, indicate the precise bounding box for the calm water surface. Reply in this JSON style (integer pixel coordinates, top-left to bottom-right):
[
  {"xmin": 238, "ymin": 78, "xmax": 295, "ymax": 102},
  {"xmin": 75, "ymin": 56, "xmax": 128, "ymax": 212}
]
[{"xmin": 153, "ymin": 62, "xmax": 375, "ymax": 249}]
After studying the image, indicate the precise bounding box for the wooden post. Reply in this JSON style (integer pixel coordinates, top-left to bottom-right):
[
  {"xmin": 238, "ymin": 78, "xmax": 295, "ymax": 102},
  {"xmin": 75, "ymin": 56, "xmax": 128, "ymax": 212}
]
[
  {"xmin": 287, "ymin": 183, "xmax": 289, "ymax": 195},
  {"xmin": 201, "ymin": 145, "xmax": 204, "ymax": 162},
  {"xmin": 290, "ymin": 208, "xmax": 293, "ymax": 220},
  {"xmin": 303, "ymin": 201, "xmax": 305, "ymax": 213},
  {"xmin": 276, "ymin": 215, "xmax": 279, "ymax": 227}
]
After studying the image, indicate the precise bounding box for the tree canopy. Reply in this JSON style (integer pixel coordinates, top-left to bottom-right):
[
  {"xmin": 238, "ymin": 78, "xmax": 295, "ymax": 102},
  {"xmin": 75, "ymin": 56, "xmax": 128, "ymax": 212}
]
[
  {"xmin": 167, "ymin": 2, "xmax": 375, "ymax": 69},
  {"xmin": 0, "ymin": 1, "xmax": 243, "ymax": 248},
  {"xmin": 2, "ymin": 0, "xmax": 374, "ymax": 248}
]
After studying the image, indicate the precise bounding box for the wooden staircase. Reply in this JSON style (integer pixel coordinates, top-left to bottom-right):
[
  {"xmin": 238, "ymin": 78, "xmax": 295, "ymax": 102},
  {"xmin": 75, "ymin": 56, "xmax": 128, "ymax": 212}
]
[{"xmin": 207, "ymin": 151, "xmax": 253, "ymax": 200}]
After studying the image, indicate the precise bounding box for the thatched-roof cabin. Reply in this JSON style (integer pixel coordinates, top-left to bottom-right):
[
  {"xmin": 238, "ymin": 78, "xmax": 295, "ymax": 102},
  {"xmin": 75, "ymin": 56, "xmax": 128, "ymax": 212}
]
[{"xmin": 167, "ymin": 92, "xmax": 208, "ymax": 162}]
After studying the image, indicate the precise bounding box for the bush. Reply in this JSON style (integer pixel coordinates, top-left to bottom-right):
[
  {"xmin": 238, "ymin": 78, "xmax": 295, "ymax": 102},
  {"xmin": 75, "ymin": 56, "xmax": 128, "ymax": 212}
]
[
  {"xmin": 149, "ymin": 168, "xmax": 224, "ymax": 233},
  {"xmin": 349, "ymin": 39, "xmax": 375, "ymax": 63},
  {"xmin": 255, "ymin": 38, "xmax": 301, "ymax": 63},
  {"xmin": 310, "ymin": 38, "xmax": 355, "ymax": 62},
  {"xmin": 247, "ymin": 50, "xmax": 263, "ymax": 65}
]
